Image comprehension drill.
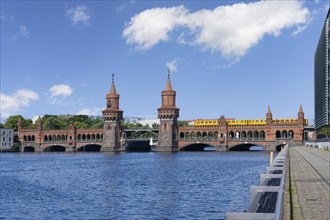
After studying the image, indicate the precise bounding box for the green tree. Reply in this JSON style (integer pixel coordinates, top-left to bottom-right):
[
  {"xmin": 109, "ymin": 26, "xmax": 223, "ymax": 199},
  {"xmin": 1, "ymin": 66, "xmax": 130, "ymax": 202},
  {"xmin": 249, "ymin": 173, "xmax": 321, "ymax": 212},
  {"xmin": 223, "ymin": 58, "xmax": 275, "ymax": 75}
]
[
  {"xmin": 0, "ymin": 123, "xmax": 4, "ymax": 128},
  {"xmin": 4, "ymin": 115, "xmax": 25, "ymax": 131},
  {"xmin": 178, "ymin": 120, "xmax": 189, "ymax": 127},
  {"xmin": 320, "ymin": 126, "xmax": 330, "ymax": 138},
  {"xmin": 42, "ymin": 116, "xmax": 67, "ymax": 130}
]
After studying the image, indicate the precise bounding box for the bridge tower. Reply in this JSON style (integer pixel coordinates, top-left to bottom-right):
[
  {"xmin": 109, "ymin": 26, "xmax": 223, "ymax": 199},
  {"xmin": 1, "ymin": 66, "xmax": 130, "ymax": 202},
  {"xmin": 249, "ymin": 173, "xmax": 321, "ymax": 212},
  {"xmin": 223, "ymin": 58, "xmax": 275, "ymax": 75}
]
[
  {"xmin": 102, "ymin": 74, "xmax": 123, "ymax": 152},
  {"xmin": 298, "ymin": 104, "xmax": 305, "ymax": 125},
  {"xmin": 156, "ymin": 70, "xmax": 180, "ymax": 152}
]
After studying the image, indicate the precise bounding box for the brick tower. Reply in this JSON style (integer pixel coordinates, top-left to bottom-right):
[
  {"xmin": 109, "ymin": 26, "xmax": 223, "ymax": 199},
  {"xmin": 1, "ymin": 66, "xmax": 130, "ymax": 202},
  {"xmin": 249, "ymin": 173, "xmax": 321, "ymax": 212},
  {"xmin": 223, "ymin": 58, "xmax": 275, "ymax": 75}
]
[
  {"xmin": 156, "ymin": 71, "xmax": 180, "ymax": 152},
  {"xmin": 102, "ymin": 74, "xmax": 123, "ymax": 151},
  {"xmin": 298, "ymin": 104, "xmax": 305, "ymax": 125}
]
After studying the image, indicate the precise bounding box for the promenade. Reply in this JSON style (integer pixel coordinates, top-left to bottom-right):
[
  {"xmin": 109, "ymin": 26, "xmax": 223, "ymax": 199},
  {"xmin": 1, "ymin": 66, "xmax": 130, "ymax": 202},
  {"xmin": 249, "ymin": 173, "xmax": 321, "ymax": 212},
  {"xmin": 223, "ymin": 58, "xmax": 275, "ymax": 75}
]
[{"xmin": 284, "ymin": 146, "xmax": 330, "ymax": 220}]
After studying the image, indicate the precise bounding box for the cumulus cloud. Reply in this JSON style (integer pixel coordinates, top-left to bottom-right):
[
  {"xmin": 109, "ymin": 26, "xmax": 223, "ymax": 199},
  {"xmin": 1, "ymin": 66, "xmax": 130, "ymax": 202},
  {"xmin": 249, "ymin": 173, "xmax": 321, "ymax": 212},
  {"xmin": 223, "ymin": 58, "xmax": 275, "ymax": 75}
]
[
  {"xmin": 123, "ymin": 1, "xmax": 310, "ymax": 60},
  {"xmin": 66, "ymin": 5, "xmax": 90, "ymax": 25},
  {"xmin": 19, "ymin": 25, "xmax": 29, "ymax": 37},
  {"xmin": 48, "ymin": 84, "xmax": 73, "ymax": 105},
  {"xmin": 165, "ymin": 58, "xmax": 180, "ymax": 73},
  {"xmin": 77, "ymin": 108, "xmax": 101, "ymax": 116},
  {"xmin": 0, "ymin": 89, "xmax": 39, "ymax": 119}
]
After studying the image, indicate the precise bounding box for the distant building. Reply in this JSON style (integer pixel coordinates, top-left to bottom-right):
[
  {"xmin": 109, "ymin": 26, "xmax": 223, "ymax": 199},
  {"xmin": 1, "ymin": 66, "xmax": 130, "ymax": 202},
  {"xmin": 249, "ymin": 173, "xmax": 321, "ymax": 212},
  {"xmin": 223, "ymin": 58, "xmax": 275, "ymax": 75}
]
[
  {"xmin": 315, "ymin": 8, "xmax": 330, "ymax": 130},
  {"xmin": 139, "ymin": 119, "xmax": 160, "ymax": 127},
  {"xmin": 0, "ymin": 128, "xmax": 14, "ymax": 149},
  {"xmin": 123, "ymin": 117, "xmax": 142, "ymax": 124}
]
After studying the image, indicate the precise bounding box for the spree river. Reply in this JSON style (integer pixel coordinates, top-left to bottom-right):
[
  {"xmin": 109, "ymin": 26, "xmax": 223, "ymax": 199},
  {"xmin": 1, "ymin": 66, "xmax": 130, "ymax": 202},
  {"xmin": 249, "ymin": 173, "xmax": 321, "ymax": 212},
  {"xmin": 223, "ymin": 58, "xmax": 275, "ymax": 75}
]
[{"xmin": 0, "ymin": 151, "xmax": 270, "ymax": 219}]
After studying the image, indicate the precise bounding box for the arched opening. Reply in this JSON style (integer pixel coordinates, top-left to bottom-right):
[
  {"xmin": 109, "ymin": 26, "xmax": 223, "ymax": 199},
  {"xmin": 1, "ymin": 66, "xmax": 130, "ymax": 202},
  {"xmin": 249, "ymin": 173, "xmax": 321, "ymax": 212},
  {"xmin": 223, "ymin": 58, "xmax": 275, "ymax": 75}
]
[
  {"xmin": 214, "ymin": 132, "xmax": 218, "ymax": 140},
  {"xmin": 235, "ymin": 131, "xmax": 240, "ymax": 140},
  {"xmin": 253, "ymin": 131, "xmax": 259, "ymax": 140},
  {"xmin": 53, "ymin": 135, "xmax": 56, "ymax": 142},
  {"xmin": 77, "ymin": 144, "xmax": 101, "ymax": 152},
  {"xmin": 87, "ymin": 134, "xmax": 91, "ymax": 141},
  {"xmin": 23, "ymin": 135, "xmax": 27, "ymax": 141},
  {"xmin": 57, "ymin": 135, "xmax": 61, "ymax": 142},
  {"xmin": 229, "ymin": 131, "xmax": 234, "ymax": 140},
  {"xmin": 92, "ymin": 134, "xmax": 96, "ymax": 141},
  {"xmin": 230, "ymin": 144, "xmax": 265, "ymax": 151},
  {"xmin": 191, "ymin": 132, "xmax": 196, "ymax": 140},
  {"xmin": 185, "ymin": 132, "xmax": 190, "ymax": 140},
  {"xmin": 44, "ymin": 135, "xmax": 48, "ymax": 142},
  {"xmin": 260, "ymin": 131, "xmax": 265, "ymax": 140},
  {"xmin": 61, "ymin": 135, "xmax": 66, "ymax": 142},
  {"xmin": 241, "ymin": 131, "xmax": 246, "ymax": 140},
  {"xmin": 276, "ymin": 131, "xmax": 281, "ymax": 138},
  {"xmin": 282, "ymin": 130, "xmax": 287, "ymax": 138},
  {"xmin": 24, "ymin": 146, "xmax": 35, "ymax": 152},
  {"xmin": 44, "ymin": 145, "xmax": 66, "ymax": 152},
  {"xmin": 96, "ymin": 134, "xmax": 100, "ymax": 141},
  {"xmin": 288, "ymin": 130, "xmax": 294, "ymax": 138},
  {"xmin": 179, "ymin": 132, "xmax": 184, "ymax": 140},
  {"xmin": 32, "ymin": 135, "xmax": 35, "ymax": 141},
  {"xmin": 82, "ymin": 134, "xmax": 86, "ymax": 141},
  {"xmin": 208, "ymin": 131, "xmax": 213, "ymax": 140},
  {"xmin": 125, "ymin": 140, "xmax": 151, "ymax": 152},
  {"xmin": 202, "ymin": 132, "xmax": 207, "ymax": 140},
  {"xmin": 196, "ymin": 132, "xmax": 201, "ymax": 140},
  {"xmin": 49, "ymin": 135, "xmax": 52, "ymax": 142},
  {"xmin": 247, "ymin": 131, "xmax": 252, "ymax": 140},
  {"xmin": 180, "ymin": 143, "xmax": 216, "ymax": 151},
  {"xmin": 28, "ymin": 135, "xmax": 31, "ymax": 141},
  {"xmin": 276, "ymin": 144, "xmax": 286, "ymax": 151},
  {"xmin": 78, "ymin": 134, "xmax": 82, "ymax": 141}
]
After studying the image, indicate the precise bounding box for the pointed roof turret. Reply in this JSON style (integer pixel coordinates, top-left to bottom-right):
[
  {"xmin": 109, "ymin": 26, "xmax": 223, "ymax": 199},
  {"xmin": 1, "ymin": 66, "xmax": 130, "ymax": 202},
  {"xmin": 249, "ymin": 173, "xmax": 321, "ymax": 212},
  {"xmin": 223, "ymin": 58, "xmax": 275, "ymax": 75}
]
[
  {"xmin": 267, "ymin": 106, "xmax": 272, "ymax": 114},
  {"xmin": 109, "ymin": 73, "xmax": 117, "ymax": 95},
  {"xmin": 165, "ymin": 69, "xmax": 173, "ymax": 91},
  {"xmin": 299, "ymin": 104, "xmax": 303, "ymax": 113}
]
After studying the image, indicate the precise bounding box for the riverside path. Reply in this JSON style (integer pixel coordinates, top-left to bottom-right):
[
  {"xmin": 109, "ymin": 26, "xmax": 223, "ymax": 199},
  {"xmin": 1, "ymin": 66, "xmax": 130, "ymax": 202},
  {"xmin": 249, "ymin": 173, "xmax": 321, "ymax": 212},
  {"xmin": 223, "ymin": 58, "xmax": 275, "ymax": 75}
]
[{"xmin": 284, "ymin": 146, "xmax": 330, "ymax": 220}]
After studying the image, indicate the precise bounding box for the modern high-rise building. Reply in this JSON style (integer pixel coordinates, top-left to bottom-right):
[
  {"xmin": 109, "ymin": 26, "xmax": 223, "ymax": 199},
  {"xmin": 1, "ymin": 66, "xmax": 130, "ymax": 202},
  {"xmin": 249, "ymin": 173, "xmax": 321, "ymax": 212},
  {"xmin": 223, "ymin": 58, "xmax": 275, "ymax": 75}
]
[{"xmin": 315, "ymin": 8, "xmax": 330, "ymax": 130}]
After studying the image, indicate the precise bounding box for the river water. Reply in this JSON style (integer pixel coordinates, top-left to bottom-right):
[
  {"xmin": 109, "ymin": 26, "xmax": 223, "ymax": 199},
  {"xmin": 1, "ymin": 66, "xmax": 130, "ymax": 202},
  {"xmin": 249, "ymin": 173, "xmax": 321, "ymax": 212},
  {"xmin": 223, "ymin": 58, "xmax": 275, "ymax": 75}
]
[{"xmin": 0, "ymin": 151, "xmax": 269, "ymax": 219}]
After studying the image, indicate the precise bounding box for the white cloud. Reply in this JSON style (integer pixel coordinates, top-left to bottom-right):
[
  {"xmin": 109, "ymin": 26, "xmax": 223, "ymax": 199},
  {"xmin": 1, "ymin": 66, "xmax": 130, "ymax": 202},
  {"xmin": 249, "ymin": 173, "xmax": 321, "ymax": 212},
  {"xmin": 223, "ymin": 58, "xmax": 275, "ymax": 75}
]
[
  {"xmin": 66, "ymin": 5, "xmax": 90, "ymax": 26},
  {"xmin": 123, "ymin": 1, "xmax": 310, "ymax": 60},
  {"xmin": 19, "ymin": 25, "xmax": 29, "ymax": 37},
  {"xmin": 77, "ymin": 108, "xmax": 101, "ymax": 116},
  {"xmin": 0, "ymin": 89, "xmax": 39, "ymax": 119},
  {"xmin": 48, "ymin": 84, "xmax": 73, "ymax": 105},
  {"xmin": 49, "ymin": 84, "xmax": 73, "ymax": 98},
  {"xmin": 165, "ymin": 58, "xmax": 180, "ymax": 73}
]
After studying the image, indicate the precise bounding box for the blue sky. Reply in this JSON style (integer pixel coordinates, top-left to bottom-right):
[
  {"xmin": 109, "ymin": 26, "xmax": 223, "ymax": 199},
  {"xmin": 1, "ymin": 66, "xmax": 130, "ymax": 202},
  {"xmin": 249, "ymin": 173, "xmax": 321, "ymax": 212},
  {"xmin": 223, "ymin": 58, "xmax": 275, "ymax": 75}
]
[{"xmin": 1, "ymin": 1, "xmax": 329, "ymax": 123}]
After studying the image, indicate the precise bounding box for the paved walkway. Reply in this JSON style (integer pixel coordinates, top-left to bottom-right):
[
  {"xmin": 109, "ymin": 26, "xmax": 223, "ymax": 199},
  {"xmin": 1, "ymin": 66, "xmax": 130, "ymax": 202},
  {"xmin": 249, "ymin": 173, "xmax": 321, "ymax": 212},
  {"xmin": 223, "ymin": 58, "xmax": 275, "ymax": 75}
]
[{"xmin": 284, "ymin": 146, "xmax": 330, "ymax": 220}]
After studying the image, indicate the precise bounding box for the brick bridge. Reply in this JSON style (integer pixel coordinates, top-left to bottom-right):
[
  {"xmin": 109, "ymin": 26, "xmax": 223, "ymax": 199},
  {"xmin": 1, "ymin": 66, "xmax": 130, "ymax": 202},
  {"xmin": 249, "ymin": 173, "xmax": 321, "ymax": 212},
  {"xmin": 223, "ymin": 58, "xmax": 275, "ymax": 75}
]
[{"xmin": 17, "ymin": 74, "xmax": 306, "ymax": 152}]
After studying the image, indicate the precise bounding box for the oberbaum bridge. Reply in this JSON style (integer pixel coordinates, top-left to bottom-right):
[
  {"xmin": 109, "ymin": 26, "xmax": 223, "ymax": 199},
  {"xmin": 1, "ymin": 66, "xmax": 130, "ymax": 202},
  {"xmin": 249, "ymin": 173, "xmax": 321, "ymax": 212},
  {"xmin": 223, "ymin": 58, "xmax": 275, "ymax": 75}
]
[{"xmin": 18, "ymin": 73, "xmax": 307, "ymax": 152}]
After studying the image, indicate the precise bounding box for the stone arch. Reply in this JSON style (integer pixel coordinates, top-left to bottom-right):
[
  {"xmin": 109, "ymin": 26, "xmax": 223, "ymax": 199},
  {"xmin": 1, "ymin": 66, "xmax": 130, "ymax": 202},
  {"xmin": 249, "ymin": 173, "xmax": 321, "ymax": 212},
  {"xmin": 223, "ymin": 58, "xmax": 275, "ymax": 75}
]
[
  {"xmin": 230, "ymin": 143, "xmax": 265, "ymax": 151},
  {"xmin": 78, "ymin": 134, "xmax": 82, "ymax": 141},
  {"xmin": 28, "ymin": 135, "xmax": 31, "ymax": 141},
  {"xmin": 44, "ymin": 135, "xmax": 48, "ymax": 142},
  {"xmin": 87, "ymin": 134, "xmax": 91, "ymax": 141},
  {"xmin": 61, "ymin": 135, "xmax": 66, "ymax": 141},
  {"xmin": 229, "ymin": 131, "xmax": 234, "ymax": 140},
  {"xmin": 191, "ymin": 132, "xmax": 196, "ymax": 140},
  {"xmin": 53, "ymin": 135, "xmax": 56, "ymax": 142},
  {"xmin": 163, "ymin": 123, "xmax": 167, "ymax": 131},
  {"xmin": 77, "ymin": 144, "xmax": 101, "ymax": 152},
  {"xmin": 247, "ymin": 131, "xmax": 252, "ymax": 140},
  {"xmin": 179, "ymin": 132, "xmax": 184, "ymax": 140},
  {"xmin": 32, "ymin": 135, "xmax": 35, "ymax": 141},
  {"xmin": 57, "ymin": 135, "xmax": 61, "ymax": 142},
  {"xmin": 92, "ymin": 134, "xmax": 96, "ymax": 141},
  {"xmin": 23, "ymin": 135, "xmax": 27, "ymax": 141},
  {"xmin": 260, "ymin": 131, "xmax": 265, "ymax": 140},
  {"xmin": 253, "ymin": 131, "xmax": 259, "ymax": 140},
  {"xmin": 180, "ymin": 143, "xmax": 217, "ymax": 151},
  {"xmin": 49, "ymin": 135, "xmax": 52, "ymax": 142},
  {"xmin": 82, "ymin": 134, "xmax": 86, "ymax": 141},
  {"xmin": 282, "ymin": 130, "xmax": 287, "ymax": 138},
  {"xmin": 185, "ymin": 132, "xmax": 190, "ymax": 140},
  {"xmin": 288, "ymin": 130, "xmax": 294, "ymax": 138},
  {"xmin": 44, "ymin": 145, "xmax": 66, "ymax": 152},
  {"xmin": 235, "ymin": 131, "xmax": 240, "ymax": 140},
  {"xmin": 96, "ymin": 134, "xmax": 100, "ymax": 141},
  {"xmin": 276, "ymin": 130, "xmax": 281, "ymax": 138},
  {"xmin": 196, "ymin": 132, "xmax": 201, "ymax": 140},
  {"xmin": 241, "ymin": 131, "xmax": 246, "ymax": 140},
  {"xmin": 214, "ymin": 131, "xmax": 218, "ymax": 140},
  {"xmin": 208, "ymin": 131, "xmax": 213, "ymax": 140},
  {"xmin": 202, "ymin": 132, "xmax": 207, "ymax": 140}
]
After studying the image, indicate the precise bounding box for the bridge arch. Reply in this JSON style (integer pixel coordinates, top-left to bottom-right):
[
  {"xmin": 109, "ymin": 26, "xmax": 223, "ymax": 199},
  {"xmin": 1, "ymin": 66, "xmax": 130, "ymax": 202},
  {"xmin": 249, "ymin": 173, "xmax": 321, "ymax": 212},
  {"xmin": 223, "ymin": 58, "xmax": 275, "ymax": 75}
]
[
  {"xmin": 229, "ymin": 143, "xmax": 265, "ymax": 151},
  {"xmin": 127, "ymin": 130, "xmax": 158, "ymax": 139},
  {"xmin": 24, "ymin": 146, "xmax": 35, "ymax": 152},
  {"xmin": 44, "ymin": 145, "xmax": 66, "ymax": 152},
  {"xmin": 77, "ymin": 144, "xmax": 101, "ymax": 152},
  {"xmin": 180, "ymin": 143, "xmax": 217, "ymax": 151}
]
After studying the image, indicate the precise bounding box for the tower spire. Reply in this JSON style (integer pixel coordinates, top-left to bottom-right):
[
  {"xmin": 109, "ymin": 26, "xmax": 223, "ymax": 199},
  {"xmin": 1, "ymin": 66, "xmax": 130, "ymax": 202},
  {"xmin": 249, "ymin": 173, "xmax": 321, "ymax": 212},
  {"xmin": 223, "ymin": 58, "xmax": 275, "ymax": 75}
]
[
  {"xmin": 267, "ymin": 105, "xmax": 272, "ymax": 114},
  {"xmin": 299, "ymin": 104, "xmax": 303, "ymax": 113},
  {"xmin": 165, "ymin": 70, "xmax": 173, "ymax": 91},
  {"xmin": 109, "ymin": 73, "xmax": 117, "ymax": 94}
]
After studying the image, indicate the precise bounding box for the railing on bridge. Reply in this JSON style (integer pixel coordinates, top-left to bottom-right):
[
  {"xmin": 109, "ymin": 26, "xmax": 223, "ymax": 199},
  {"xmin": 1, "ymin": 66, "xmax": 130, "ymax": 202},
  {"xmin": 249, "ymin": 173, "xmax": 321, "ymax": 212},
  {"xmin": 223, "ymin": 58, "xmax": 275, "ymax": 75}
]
[{"xmin": 226, "ymin": 145, "xmax": 288, "ymax": 220}]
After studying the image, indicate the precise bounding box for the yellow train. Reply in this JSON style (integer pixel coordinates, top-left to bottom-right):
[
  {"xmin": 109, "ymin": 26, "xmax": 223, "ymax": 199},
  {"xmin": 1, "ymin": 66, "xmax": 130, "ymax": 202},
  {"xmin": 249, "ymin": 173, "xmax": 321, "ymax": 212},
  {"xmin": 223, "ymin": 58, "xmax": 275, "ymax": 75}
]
[{"xmin": 193, "ymin": 118, "xmax": 308, "ymax": 127}]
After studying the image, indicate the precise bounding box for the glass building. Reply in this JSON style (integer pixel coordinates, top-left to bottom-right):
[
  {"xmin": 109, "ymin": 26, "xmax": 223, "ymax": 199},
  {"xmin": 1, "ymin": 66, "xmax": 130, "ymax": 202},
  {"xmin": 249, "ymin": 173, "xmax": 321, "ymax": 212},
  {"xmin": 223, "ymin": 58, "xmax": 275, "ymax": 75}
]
[{"xmin": 315, "ymin": 9, "xmax": 330, "ymax": 130}]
